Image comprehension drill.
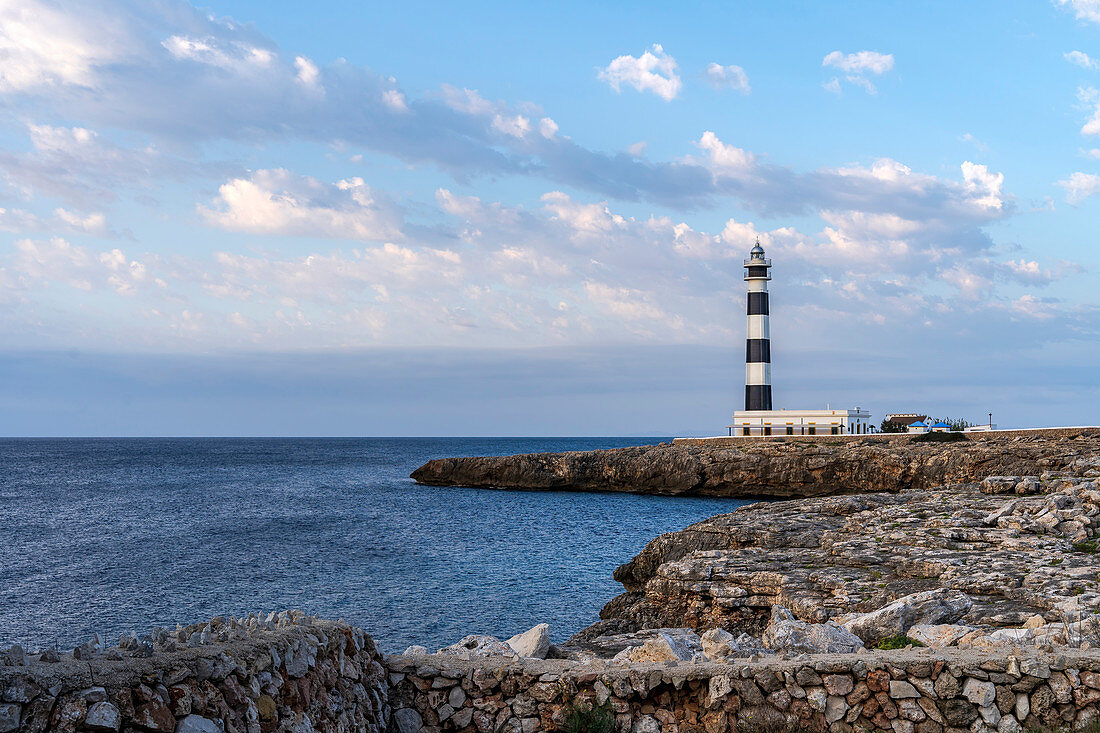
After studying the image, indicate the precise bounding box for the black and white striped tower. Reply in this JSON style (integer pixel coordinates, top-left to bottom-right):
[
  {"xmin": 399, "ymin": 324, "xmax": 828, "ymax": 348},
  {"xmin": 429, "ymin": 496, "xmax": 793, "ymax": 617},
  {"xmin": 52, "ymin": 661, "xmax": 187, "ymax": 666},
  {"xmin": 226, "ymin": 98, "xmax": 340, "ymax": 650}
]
[{"xmin": 744, "ymin": 240, "xmax": 772, "ymax": 411}]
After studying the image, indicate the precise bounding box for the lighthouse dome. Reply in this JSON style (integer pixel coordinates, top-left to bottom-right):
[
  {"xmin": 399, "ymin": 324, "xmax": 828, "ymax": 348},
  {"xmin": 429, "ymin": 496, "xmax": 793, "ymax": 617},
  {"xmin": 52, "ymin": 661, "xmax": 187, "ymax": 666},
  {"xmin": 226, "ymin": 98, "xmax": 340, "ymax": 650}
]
[{"xmin": 750, "ymin": 243, "xmax": 765, "ymax": 257}]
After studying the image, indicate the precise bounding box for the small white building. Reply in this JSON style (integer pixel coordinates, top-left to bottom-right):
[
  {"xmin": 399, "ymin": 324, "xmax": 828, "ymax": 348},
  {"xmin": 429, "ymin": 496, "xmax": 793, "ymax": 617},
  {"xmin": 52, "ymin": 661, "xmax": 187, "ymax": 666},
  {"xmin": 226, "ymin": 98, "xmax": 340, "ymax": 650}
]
[{"xmin": 728, "ymin": 408, "xmax": 873, "ymax": 436}]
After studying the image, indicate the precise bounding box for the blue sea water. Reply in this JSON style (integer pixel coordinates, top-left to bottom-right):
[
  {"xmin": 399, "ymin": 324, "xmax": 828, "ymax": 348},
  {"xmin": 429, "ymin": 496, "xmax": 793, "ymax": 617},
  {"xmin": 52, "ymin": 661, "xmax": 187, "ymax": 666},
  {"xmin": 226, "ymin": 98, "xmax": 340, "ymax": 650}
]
[{"xmin": 0, "ymin": 438, "xmax": 749, "ymax": 653}]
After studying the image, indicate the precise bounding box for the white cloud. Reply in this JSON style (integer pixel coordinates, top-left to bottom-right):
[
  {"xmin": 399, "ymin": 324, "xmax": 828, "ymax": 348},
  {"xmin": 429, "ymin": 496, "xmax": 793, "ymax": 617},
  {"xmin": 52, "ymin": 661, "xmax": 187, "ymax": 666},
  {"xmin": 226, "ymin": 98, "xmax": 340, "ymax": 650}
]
[
  {"xmin": 960, "ymin": 133, "xmax": 988, "ymax": 151},
  {"xmin": 822, "ymin": 51, "xmax": 894, "ymax": 94},
  {"xmin": 598, "ymin": 44, "xmax": 681, "ymax": 101},
  {"xmin": 961, "ymin": 161, "xmax": 1005, "ymax": 209},
  {"xmin": 538, "ymin": 117, "xmax": 558, "ymax": 139},
  {"xmin": 200, "ymin": 169, "xmax": 404, "ymax": 242},
  {"xmin": 162, "ymin": 35, "xmax": 275, "ymax": 71},
  {"xmin": 1085, "ymin": 148, "xmax": 1100, "ymax": 158},
  {"xmin": 1056, "ymin": 171, "xmax": 1100, "ymax": 202},
  {"xmin": 822, "ymin": 50, "xmax": 895, "ymax": 75},
  {"xmin": 0, "ymin": 0, "xmax": 127, "ymax": 92},
  {"xmin": 1066, "ymin": 50, "xmax": 1100, "ymax": 69},
  {"xmin": 540, "ymin": 191, "xmax": 627, "ymax": 234},
  {"xmin": 382, "ymin": 89, "xmax": 408, "ymax": 112},
  {"xmin": 1079, "ymin": 86, "xmax": 1100, "ymax": 135},
  {"xmin": 695, "ymin": 131, "xmax": 755, "ymax": 172},
  {"xmin": 704, "ymin": 63, "xmax": 750, "ymax": 94},
  {"xmin": 294, "ymin": 55, "xmax": 321, "ymax": 87},
  {"xmin": 10, "ymin": 237, "xmax": 149, "ymax": 294},
  {"xmin": 1056, "ymin": 0, "xmax": 1100, "ymax": 23},
  {"xmin": 491, "ymin": 114, "xmax": 531, "ymax": 138}
]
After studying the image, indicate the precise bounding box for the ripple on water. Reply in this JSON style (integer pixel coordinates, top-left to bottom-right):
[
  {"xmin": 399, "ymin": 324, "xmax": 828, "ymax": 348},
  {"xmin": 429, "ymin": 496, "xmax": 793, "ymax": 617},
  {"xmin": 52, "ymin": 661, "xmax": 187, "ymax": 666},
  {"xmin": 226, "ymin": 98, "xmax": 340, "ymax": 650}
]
[{"xmin": 0, "ymin": 437, "xmax": 748, "ymax": 652}]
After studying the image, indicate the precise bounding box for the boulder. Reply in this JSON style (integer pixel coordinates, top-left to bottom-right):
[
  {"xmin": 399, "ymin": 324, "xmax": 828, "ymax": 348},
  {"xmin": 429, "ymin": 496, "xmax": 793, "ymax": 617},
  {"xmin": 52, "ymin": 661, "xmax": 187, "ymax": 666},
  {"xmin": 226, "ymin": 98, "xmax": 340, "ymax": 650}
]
[
  {"xmin": 612, "ymin": 629, "xmax": 701, "ymax": 664},
  {"xmin": 843, "ymin": 589, "xmax": 973, "ymax": 644},
  {"xmin": 174, "ymin": 716, "xmax": 220, "ymax": 733},
  {"xmin": 85, "ymin": 702, "xmax": 121, "ymax": 732},
  {"xmin": 438, "ymin": 635, "xmax": 518, "ymax": 659},
  {"xmin": 700, "ymin": 628, "xmax": 769, "ymax": 660},
  {"xmin": 762, "ymin": 607, "xmax": 864, "ymax": 654},
  {"xmin": 402, "ymin": 645, "xmax": 428, "ymax": 655},
  {"xmin": 506, "ymin": 623, "xmax": 550, "ymax": 659},
  {"xmin": 907, "ymin": 624, "xmax": 977, "ymax": 648}
]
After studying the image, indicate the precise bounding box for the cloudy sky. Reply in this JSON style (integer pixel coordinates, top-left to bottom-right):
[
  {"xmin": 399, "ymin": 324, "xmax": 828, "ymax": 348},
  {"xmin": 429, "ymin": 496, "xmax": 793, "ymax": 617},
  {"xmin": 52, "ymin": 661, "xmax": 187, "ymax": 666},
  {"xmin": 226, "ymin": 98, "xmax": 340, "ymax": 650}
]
[{"xmin": 1, "ymin": 0, "xmax": 1099, "ymax": 436}]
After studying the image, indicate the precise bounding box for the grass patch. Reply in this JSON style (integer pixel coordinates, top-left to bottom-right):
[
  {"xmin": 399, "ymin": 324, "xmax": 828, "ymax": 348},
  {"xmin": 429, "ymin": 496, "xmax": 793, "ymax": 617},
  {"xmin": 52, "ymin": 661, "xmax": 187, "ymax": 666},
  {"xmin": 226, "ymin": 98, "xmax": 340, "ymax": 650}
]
[
  {"xmin": 876, "ymin": 634, "xmax": 925, "ymax": 650},
  {"xmin": 1073, "ymin": 540, "xmax": 1099, "ymax": 554},
  {"xmin": 1049, "ymin": 558, "xmax": 1064, "ymax": 566},
  {"xmin": 560, "ymin": 702, "xmax": 614, "ymax": 733}
]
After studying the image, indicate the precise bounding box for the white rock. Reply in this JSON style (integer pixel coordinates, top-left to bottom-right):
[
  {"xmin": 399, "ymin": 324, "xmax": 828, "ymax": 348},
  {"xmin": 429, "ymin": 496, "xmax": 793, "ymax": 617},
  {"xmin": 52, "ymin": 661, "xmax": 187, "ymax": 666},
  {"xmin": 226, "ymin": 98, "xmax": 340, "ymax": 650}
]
[
  {"xmin": 85, "ymin": 702, "xmax": 121, "ymax": 732},
  {"xmin": 612, "ymin": 630, "xmax": 701, "ymax": 664},
  {"xmin": 438, "ymin": 635, "xmax": 518, "ymax": 659},
  {"xmin": 844, "ymin": 589, "xmax": 973, "ymax": 644},
  {"xmin": 506, "ymin": 623, "xmax": 550, "ymax": 659},
  {"xmin": 963, "ymin": 679, "xmax": 996, "ymax": 707},
  {"xmin": 907, "ymin": 624, "xmax": 976, "ymax": 648},
  {"xmin": 174, "ymin": 716, "xmax": 222, "ymax": 733},
  {"xmin": 763, "ymin": 607, "xmax": 863, "ymax": 654},
  {"xmin": 402, "ymin": 645, "xmax": 428, "ymax": 655}
]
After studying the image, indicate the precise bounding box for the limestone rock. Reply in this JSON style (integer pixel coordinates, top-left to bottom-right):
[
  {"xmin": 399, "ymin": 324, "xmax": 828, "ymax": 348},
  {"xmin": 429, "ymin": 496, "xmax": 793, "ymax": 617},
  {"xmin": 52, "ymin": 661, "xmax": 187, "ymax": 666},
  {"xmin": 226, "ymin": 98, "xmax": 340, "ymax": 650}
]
[
  {"xmin": 174, "ymin": 716, "xmax": 220, "ymax": 733},
  {"xmin": 612, "ymin": 629, "xmax": 701, "ymax": 664},
  {"xmin": 844, "ymin": 589, "xmax": 973, "ymax": 644},
  {"xmin": 506, "ymin": 623, "xmax": 550, "ymax": 659},
  {"xmin": 761, "ymin": 607, "xmax": 863, "ymax": 654},
  {"xmin": 568, "ymin": 461, "xmax": 1100, "ymax": 642},
  {"xmin": 438, "ymin": 635, "xmax": 518, "ymax": 660},
  {"xmin": 85, "ymin": 702, "xmax": 121, "ymax": 732},
  {"xmin": 906, "ymin": 624, "xmax": 977, "ymax": 648}
]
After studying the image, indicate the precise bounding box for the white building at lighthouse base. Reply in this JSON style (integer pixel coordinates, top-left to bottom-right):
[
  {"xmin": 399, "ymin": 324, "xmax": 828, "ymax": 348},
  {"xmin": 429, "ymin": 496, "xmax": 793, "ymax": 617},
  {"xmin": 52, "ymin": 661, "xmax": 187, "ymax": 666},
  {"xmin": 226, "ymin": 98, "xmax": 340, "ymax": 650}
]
[{"xmin": 728, "ymin": 407, "xmax": 872, "ymax": 436}]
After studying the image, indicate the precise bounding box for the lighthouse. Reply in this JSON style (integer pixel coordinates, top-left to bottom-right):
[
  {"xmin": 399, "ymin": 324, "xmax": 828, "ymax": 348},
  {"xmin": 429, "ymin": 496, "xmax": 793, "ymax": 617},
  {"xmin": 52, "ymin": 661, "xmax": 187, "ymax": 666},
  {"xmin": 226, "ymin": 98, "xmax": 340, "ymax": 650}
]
[
  {"xmin": 728, "ymin": 240, "xmax": 871, "ymax": 437},
  {"xmin": 744, "ymin": 240, "xmax": 772, "ymax": 411}
]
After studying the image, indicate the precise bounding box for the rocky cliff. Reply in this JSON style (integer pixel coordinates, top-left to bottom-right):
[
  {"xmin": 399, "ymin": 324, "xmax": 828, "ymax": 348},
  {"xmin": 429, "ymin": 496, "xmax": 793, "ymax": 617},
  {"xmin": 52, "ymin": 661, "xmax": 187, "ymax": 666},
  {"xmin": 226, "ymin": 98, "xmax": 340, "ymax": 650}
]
[
  {"xmin": 411, "ymin": 430, "xmax": 1100, "ymax": 498},
  {"xmin": 573, "ymin": 460, "xmax": 1100, "ymax": 649}
]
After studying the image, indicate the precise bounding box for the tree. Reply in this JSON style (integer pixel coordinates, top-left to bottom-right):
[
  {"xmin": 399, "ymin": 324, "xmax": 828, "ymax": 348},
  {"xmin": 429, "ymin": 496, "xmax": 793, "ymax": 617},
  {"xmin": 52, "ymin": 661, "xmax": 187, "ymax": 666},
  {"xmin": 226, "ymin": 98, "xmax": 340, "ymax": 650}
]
[{"xmin": 880, "ymin": 419, "xmax": 907, "ymax": 433}]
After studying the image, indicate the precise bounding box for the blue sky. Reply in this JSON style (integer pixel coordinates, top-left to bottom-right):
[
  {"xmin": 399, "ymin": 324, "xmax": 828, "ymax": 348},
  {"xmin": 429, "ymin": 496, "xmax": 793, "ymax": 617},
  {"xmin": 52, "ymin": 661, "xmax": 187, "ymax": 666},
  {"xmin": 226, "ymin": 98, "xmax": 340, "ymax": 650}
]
[{"xmin": 1, "ymin": 0, "xmax": 1099, "ymax": 435}]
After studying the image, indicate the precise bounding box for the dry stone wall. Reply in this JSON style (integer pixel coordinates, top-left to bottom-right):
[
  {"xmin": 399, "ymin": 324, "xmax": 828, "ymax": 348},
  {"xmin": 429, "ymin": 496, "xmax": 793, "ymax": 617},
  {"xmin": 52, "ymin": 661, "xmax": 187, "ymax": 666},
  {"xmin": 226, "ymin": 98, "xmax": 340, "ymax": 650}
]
[
  {"xmin": 0, "ymin": 617, "xmax": 388, "ymax": 733},
  {"xmin": 385, "ymin": 649, "xmax": 1100, "ymax": 733}
]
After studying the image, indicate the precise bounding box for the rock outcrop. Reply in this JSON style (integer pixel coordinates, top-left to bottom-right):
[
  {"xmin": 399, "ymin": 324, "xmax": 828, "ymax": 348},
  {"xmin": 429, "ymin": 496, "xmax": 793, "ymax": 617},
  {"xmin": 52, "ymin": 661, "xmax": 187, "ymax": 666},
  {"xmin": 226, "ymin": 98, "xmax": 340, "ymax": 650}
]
[
  {"xmin": 411, "ymin": 429, "xmax": 1100, "ymax": 498},
  {"xmin": 574, "ymin": 468, "xmax": 1100, "ymax": 650}
]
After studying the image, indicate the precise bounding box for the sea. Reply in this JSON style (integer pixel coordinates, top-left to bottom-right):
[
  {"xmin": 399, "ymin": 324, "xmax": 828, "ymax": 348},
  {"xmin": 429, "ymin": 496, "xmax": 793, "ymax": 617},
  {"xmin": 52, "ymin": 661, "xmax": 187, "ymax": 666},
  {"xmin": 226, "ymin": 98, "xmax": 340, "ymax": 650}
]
[{"xmin": 0, "ymin": 437, "xmax": 750, "ymax": 654}]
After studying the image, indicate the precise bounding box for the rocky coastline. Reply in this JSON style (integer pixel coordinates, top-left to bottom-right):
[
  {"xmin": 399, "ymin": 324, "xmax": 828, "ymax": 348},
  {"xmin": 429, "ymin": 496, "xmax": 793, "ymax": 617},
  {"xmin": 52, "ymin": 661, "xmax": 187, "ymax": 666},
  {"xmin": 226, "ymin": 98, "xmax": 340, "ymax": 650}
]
[
  {"xmin": 7, "ymin": 429, "xmax": 1100, "ymax": 732},
  {"xmin": 410, "ymin": 429, "xmax": 1100, "ymax": 498}
]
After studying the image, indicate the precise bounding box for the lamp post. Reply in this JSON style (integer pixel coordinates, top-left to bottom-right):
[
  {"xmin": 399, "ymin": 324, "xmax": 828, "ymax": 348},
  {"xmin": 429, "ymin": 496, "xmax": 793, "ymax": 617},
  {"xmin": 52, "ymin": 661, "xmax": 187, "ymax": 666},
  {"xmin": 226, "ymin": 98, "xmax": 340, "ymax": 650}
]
[{"xmin": 988, "ymin": 413, "xmax": 992, "ymax": 430}]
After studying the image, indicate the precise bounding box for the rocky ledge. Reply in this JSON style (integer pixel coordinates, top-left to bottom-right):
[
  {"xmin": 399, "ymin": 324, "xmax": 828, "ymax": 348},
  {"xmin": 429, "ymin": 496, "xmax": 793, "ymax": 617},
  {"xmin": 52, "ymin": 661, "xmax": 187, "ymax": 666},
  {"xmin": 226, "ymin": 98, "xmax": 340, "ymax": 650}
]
[
  {"xmin": 566, "ymin": 467, "xmax": 1100, "ymax": 659},
  {"xmin": 410, "ymin": 430, "xmax": 1100, "ymax": 498}
]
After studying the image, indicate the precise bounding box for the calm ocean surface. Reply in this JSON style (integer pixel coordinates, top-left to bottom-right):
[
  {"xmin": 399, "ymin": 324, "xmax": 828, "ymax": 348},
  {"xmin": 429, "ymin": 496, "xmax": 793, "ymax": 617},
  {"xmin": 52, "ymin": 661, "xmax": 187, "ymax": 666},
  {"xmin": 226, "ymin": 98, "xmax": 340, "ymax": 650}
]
[{"xmin": 0, "ymin": 438, "xmax": 749, "ymax": 653}]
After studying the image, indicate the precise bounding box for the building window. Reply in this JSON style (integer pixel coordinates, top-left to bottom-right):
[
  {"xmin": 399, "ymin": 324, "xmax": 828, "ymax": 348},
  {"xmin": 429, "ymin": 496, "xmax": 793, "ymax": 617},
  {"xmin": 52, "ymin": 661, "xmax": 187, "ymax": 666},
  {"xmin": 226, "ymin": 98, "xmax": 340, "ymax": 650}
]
[
  {"xmin": 786, "ymin": 426, "xmax": 793, "ymax": 435},
  {"xmin": 743, "ymin": 427, "xmax": 750, "ymax": 436},
  {"xmin": 764, "ymin": 426, "xmax": 772, "ymax": 436},
  {"xmin": 808, "ymin": 427, "xmax": 816, "ymax": 435},
  {"xmin": 831, "ymin": 426, "xmax": 839, "ymax": 435}
]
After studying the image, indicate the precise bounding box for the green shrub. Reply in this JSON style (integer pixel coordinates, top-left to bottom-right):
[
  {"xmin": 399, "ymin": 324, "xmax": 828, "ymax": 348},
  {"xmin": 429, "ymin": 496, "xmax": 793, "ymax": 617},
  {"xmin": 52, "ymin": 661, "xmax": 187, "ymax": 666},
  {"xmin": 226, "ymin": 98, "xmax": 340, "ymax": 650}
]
[
  {"xmin": 560, "ymin": 701, "xmax": 614, "ymax": 733},
  {"xmin": 1074, "ymin": 540, "xmax": 1099, "ymax": 554},
  {"xmin": 876, "ymin": 634, "xmax": 924, "ymax": 650}
]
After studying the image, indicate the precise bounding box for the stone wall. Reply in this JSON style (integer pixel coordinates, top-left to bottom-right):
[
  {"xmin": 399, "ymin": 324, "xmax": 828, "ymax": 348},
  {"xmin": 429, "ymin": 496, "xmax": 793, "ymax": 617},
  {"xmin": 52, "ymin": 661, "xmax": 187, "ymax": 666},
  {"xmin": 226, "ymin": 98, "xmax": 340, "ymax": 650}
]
[
  {"xmin": 0, "ymin": 617, "xmax": 388, "ymax": 733},
  {"xmin": 385, "ymin": 648, "xmax": 1100, "ymax": 733},
  {"xmin": 10, "ymin": 620, "xmax": 1100, "ymax": 733}
]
